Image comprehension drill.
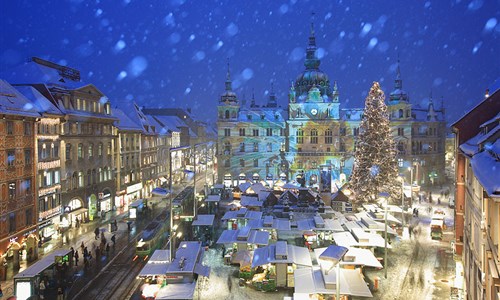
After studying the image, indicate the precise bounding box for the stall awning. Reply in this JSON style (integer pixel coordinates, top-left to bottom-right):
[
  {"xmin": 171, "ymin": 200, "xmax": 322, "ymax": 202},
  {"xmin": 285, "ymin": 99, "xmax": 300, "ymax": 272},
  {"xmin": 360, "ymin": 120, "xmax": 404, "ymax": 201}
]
[
  {"xmin": 194, "ymin": 263, "xmax": 210, "ymax": 277},
  {"xmin": 139, "ymin": 263, "xmax": 169, "ymax": 277},
  {"xmin": 155, "ymin": 282, "xmax": 196, "ymax": 300},
  {"xmin": 149, "ymin": 250, "xmax": 170, "ymax": 263},
  {"xmin": 192, "ymin": 214, "xmax": 215, "ymax": 226}
]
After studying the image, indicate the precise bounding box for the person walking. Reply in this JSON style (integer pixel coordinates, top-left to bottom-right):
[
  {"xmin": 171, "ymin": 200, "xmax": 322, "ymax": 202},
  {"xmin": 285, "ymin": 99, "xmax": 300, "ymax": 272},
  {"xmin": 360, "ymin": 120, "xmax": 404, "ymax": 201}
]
[
  {"xmin": 111, "ymin": 234, "xmax": 116, "ymax": 246},
  {"xmin": 39, "ymin": 280, "xmax": 46, "ymax": 299},
  {"xmin": 57, "ymin": 287, "xmax": 64, "ymax": 300},
  {"xmin": 94, "ymin": 227, "xmax": 100, "ymax": 240},
  {"xmin": 74, "ymin": 250, "xmax": 79, "ymax": 266},
  {"xmin": 106, "ymin": 243, "xmax": 110, "ymax": 257}
]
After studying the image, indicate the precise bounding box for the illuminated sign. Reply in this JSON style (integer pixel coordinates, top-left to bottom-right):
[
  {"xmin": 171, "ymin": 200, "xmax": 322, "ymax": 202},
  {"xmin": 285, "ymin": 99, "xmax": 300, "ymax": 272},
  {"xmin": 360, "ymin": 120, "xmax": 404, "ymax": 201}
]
[
  {"xmin": 38, "ymin": 184, "xmax": 61, "ymax": 197},
  {"xmin": 16, "ymin": 281, "xmax": 32, "ymax": 300},
  {"xmin": 127, "ymin": 183, "xmax": 143, "ymax": 194},
  {"xmin": 37, "ymin": 159, "xmax": 61, "ymax": 170}
]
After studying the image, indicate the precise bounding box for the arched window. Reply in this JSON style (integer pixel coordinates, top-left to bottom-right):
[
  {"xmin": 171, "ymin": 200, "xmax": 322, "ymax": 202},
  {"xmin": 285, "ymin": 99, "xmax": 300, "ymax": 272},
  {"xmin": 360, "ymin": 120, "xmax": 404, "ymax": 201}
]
[
  {"xmin": 231, "ymin": 111, "xmax": 237, "ymax": 118},
  {"xmin": 310, "ymin": 129, "xmax": 318, "ymax": 144},
  {"xmin": 72, "ymin": 172, "xmax": 78, "ymax": 189},
  {"xmin": 225, "ymin": 110, "xmax": 230, "ymax": 119},
  {"xmin": 399, "ymin": 109, "xmax": 404, "ymax": 118},
  {"xmin": 92, "ymin": 169, "xmax": 97, "ymax": 184},
  {"xmin": 87, "ymin": 170, "xmax": 91, "ymax": 186}
]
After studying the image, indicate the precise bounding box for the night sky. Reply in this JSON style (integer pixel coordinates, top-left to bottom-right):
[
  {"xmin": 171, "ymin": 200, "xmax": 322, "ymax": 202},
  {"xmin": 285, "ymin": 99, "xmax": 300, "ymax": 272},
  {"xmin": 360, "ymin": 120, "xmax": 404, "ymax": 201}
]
[{"xmin": 1, "ymin": 0, "xmax": 499, "ymax": 125}]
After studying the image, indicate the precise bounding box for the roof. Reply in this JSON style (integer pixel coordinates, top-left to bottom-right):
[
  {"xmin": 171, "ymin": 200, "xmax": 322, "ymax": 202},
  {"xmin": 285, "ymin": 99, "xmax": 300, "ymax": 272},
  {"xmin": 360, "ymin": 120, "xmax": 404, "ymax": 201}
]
[
  {"xmin": 293, "ymin": 267, "xmax": 373, "ymax": 298},
  {"xmin": 192, "ymin": 214, "xmax": 215, "ymax": 226},
  {"xmin": 251, "ymin": 241, "xmax": 312, "ymax": 268},
  {"xmin": 155, "ymin": 281, "xmax": 196, "ymax": 300},
  {"xmin": 149, "ymin": 250, "xmax": 170, "ymax": 263},
  {"xmin": 14, "ymin": 249, "xmax": 71, "ymax": 278},
  {"xmin": 216, "ymin": 228, "xmax": 269, "ymax": 245},
  {"xmin": 241, "ymin": 196, "xmax": 264, "ymax": 207},
  {"xmin": 139, "ymin": 263, "xmax": 169, "ymax": 277},
  {"xmin": 221, "ymin": 208, "xmax": 262, "ymax": 221},
  {"xmin": 14, "ymin": 85, "xmax": 62, "ymax": 116},
  {"xmin": 166, "ymin": 241, "xmax": 202, "ymax": 274},
  {"xmin": 205, "ymin": 195, "xmax": 220, "ymax": 202},
  {"xmin": 0, "ymin": 79, "xmax": 42, "ymax": 118},
  {"xmin": 247, "ymin": 218, "xmax": 291, "ymax": 231},
  {"xmin": 314, "ymin": 247, "xmax": 382, "ymax": 268},
  {"xmin": 113, "ymin": 107, "xmax": 143, "ymax": 131}
]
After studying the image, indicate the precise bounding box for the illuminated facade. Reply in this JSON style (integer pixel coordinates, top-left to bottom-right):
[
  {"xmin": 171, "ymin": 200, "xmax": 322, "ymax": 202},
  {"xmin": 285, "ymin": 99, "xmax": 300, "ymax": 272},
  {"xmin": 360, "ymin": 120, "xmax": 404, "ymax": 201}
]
[
  {"xmin": 217, "ymin": 24, "xmax": 447, "ymax": 190},
  {"xmin": 0, "ymin": 80, "xmax": 38, "ymax": 266}
]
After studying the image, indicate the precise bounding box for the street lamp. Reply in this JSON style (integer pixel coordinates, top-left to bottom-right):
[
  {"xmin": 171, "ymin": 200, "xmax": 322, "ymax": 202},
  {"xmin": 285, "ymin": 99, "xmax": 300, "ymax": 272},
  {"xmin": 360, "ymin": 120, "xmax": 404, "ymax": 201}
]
[
  {"xmin": 379, "ymin": 192, "xmax": 390, "ymax": 279},
  {"xmin": 319, "ymin": 245, "xmax": 348, "ymax": 300}
]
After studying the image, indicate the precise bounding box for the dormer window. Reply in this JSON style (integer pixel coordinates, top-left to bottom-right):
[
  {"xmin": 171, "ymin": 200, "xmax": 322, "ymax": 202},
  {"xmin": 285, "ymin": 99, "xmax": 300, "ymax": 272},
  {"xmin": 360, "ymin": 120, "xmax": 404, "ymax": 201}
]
[
  {"xmin": 247, "ymin": 115, "xmax": 252, "ymax": 120},
  {"xmin": 260, "ymin": 115, "xmax": 265, "ymax": 120}
]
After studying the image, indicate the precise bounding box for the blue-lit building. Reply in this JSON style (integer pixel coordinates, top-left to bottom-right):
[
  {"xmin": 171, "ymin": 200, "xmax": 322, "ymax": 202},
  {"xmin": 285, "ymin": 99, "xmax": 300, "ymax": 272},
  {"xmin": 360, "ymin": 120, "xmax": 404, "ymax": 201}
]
[{"xmin": 217, "ymin": 24, "xmax": 446, "ymax": 190}]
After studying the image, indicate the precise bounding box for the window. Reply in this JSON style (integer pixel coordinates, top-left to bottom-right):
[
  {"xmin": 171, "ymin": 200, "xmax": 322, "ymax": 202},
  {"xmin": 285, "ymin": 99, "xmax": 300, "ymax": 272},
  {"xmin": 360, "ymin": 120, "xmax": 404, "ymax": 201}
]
[
  {"xmin": 254, "ymin": 159, "xmax": 259, "ymax": 167},
  {"xmin": 339, "ymin": 141, "xmax": 346, "ymax": 152},
  {"xmin": 9, "ymin": 182, "xmax": 16, "ymax": 199},
  {"xmin": 24, "ymin": 149, "xmax": 31, "ymax": 165},
  {"xmin": 7, "ymin": 150, "xmax": 15, "ymax": 167},
  {"xmin": 398, "ymin": 128, "xmax": 405, "ymax": 136},
  {"xmin": 52, "ymin": 143, "xmax": 59, "ymax": 158},
  {"xmin": 78, "ymin": 171, "xmax": 84, "ymax": 187},
  {"xmin": 398, "ymin": 158, "xmax": 404, "ymax": 167},
  {"xmin": 26, "ymin": 208, "xmax": 33, "ymax": 226},
  {"xmin": 87, "ymin": 170, "xmax": 91, "ymax": 186},
  {"xmin": 399, "ymin": 109, "xmax": 404, "ymax": 118},
  {"xmin": 78, "ymin": 143, "xmax": 83, "ymax": 159},
  {"xmin": 353, "ymin": 127, "xmax": 359, "ymax": 136},
  {"xmin": 266, "ymin": 128, "xmax": 272, "ymax": 136},
  {"xmin": 311, "ymin": 129, "xmax": 318, "ymax": 144},
  {"xmin": 266, "ymin": 143, "xmax": 272, "ymax": 152},
  {"xmin": 224, "ymin": 128, "xmax": 231, "ymax": 137},
  {"xmin": 239, "ymin": 128, "xmax": 245, "ymax": 136},
  {"xmin": 224, "ymin": 142, "xmax": 231, "ymax": 155},
  {"xmin": 88, "ymin": 143, "xmax": 94, "ymax": 158},
  {"xmin": 107, "ymin": 143, "xmax": 112, "ymax": 155},
  {"xmin": 325, "ymin": 129, "xmax": 333, "ymax": 144},
  {"xmin": 54, "ymin": 171, "xmax": 60, "ymax": 184},
  {"xmin": 9, "ymin": 213, "xmax": 15, "ymax": 233},
  {"xmin": 7, "ymin": 121, "xmax": 14, "ymax": 135},
  {"xmin": 280, "ymin": 128, "xmax": 285, "ymax": 136},
  {"xmin": 253, "ymin": 142, "xmax": 259, "ymax": 152},
  {"xmin": 23, "ymin": 178, "xmax": 32, "ymax": 195},
  {"xmin": 340, "ymin": 127, "xmax": 346, "ymax": 136},
  {"xmin": 239, "ymin": 142, "xmax": 245, "ymax": 152},
  {"xmin": 66, "ymin": 144, "xmax": 72, "ymax": 160},
  {"xmin": 297, "ymin": 129, "xmax": 304, "ymax": 144},
  {"xmin": 225, "ymin": 110, "xmax": 230, "ymax": 119},
  {"xmin": 98, "ymin": 143, "xmax": 103, "ymax": 156},
  {"xmin": 24, "ymin": 122, "xmax": 31, "ymax": 135},
  {"xmin": 44, "ymin": 171, "xmax": 52, "ymax": 186},
  {"xmin": 253, "ymin": 129, "xmax": 259, "ymax": 136},
  {"xmin": 224, "ymin": 159, "xmax": 230, "ymax": 167},
  {"xmin": 240, "ymin": 159, "xmax": 245, "ymax": 167}
]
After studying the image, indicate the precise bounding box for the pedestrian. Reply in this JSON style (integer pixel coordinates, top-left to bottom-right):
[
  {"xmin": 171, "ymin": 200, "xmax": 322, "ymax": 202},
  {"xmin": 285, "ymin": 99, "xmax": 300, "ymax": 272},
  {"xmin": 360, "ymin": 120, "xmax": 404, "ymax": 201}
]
[
  {"xmin": 127, "ymin": 221, "xmax": 132, "ymax": 231},
  {"xmin": 0, "ymin": 284, "xmax": 3, "ymax": 298},
  {"xmin": 113, "ymin": 219, "xmax": 118, "ymax": 231},
  {"xmin": 83, "ymin": 246, "xmax": 88, "ymax": 258},
  {"xmin": 80, "ymin": 241, "xmax": 84, "ymax": 253},
  {"xmin": 70, "ymin": 247, "xmax": 74, "ymax": 260},
  {"xmin": 111, "ymin": 234, "xmax": 116, "ymax": 245},
  {"xmin": 94, "ymin": 227, "xmax": 100, "ymax": 240},
  {"xmin": 57, "ymin": 287, "xmax": 64, "ymax": 300},
  {"xmin": 74, "ymin": 250, "xmax": 79, "ymax": 266},
  {"xmin": 96, "ymin": 246, "xmax": 100, "ymax": 258},
  {"xmin": 106, "ymin": 243, "xmax": 110, "ymax": 257},
  {"xmin": 39, "ymin": 280, "xmax": 46, "ymax": 299}
]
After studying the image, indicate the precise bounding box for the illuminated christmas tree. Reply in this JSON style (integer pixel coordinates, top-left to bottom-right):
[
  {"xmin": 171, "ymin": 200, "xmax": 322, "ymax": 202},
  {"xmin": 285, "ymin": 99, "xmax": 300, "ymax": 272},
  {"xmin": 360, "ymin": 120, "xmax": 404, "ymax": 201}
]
[{"xmin": 349, "ymin": 82, "xmax": 400, "ymax": 205}]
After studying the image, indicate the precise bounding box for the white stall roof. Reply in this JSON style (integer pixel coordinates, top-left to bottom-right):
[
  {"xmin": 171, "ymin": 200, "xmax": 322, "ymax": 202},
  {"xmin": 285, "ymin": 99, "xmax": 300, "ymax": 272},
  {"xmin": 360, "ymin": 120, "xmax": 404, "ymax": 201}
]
[
  {"xmin": 166, "ymin": 241, "xmax": 202, "ymax": 274},
  {"xmin": 221, "ymin": 209, "xmax": 262, "ymax": 220},
  {"xmin": 213, "ymin": 184, "xmax": 225, "ymax": 189},
  {"xmin": 315, "ymin": 247, "xmax": 382, "ymax": 268},
  {"xmin": 155, "ymin": 282, "xmax": 196, "ymax": 300},
  {"xmin": 149, "ymin": 250, "xmax": 170, "ymax": 263},
  {"xmin": 247, "ymin": 218, "xmax": 291, "ymax": 231},
  {"xmin": 351, "ymin": 228, "xmax": 392, "ymax": 249},
  {"xmin": 15, "ymin": 249, "xmax": 71, "ymax": 278},
  {"xmin": 192, "ymin": 214, "xmax": 215, "ymax": 226},
  {"xmin": 241, "ymin": 196, "xmax": 264, "ymax": 207},
  {"xmin": 216, "ymin": 229, "xmax": 269, "ymax": 246},
  {"xmin": 139, "ymin": 263, "xmax": 169, "ymax": 277},
  {"xmin": 294, "ymin": 267, "xmax": 373, "ymax": 298},
  {"xmin": 251, "ymin": 242, "xmax": 312, "ymax": 268},
  {"xmin": 332, "ymin": 231, "xmax": 359, "ymax": 248}
]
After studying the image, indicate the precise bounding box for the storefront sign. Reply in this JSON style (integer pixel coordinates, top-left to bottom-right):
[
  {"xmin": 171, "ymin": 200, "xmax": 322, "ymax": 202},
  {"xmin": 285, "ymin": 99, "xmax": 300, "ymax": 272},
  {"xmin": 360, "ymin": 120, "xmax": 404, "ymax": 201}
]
[
  {"xmin": 39, "ymin": 206, "xmax": 61, "ymax": 221},
  {"xmin": 38, "ymin": 184, "xmax": 60, "ymax": 197},
  {"xmin": 127, "ymin": 182, "xmax": 143, "ymax": 194},
  {"xmin": 23, "ymin": 228, "xmax": 37, "ymax": 237},
  {"xmin": 37, "ymin": 159, "xmax": 61, "ymax": 170}
]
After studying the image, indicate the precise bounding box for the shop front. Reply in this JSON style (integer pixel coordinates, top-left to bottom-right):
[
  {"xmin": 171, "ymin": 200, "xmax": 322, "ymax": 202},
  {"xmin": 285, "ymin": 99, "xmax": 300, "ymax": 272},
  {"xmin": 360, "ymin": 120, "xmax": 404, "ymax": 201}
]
[
  {"xmin": 38, "ymin": 205, "xmax": 61, "ymax": 244},
  {"xmin": 126, "ymin": 182, "xmax": 143, "ymax": 206},
  {"xmin": 62, "ymin": 198, "xmax": 87, "ymax": 226},
  {"xmin": 99, "ymin": 189, "xmax": 113, "ymax": 212},
  {"xmin": 0, "ymin": 226, "xmax": 38, "ymax": 272},
  {"xmin": 224, "ymin": 173, "xmax": 232, "ymax": 188},
  {"xmin": 115, "ymin": 190, "xmax": 126, "ymax": 209}
]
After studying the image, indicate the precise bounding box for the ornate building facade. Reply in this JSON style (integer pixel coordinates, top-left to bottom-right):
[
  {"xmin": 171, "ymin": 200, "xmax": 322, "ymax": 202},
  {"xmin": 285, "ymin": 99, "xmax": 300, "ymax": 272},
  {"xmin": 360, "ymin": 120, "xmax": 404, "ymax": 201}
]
[{"xmin": 217, "ymin": 24, "xmax": 447, "ymax": 191}]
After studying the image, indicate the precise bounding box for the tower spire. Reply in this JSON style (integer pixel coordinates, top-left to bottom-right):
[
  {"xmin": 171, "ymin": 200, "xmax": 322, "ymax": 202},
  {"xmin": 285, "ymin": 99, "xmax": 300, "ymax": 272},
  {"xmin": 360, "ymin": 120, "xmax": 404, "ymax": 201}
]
[
  {"xmin": 225, "ymin": 58, "xmax": 232, "ymax": 91},
  {"xmin": 395, "ymin": 54, "xmax": 402, "ymax": 90},
  {"xmin": 268, "ymin": 81, "xmax": 277, "ymax": 107},
  {"xmin": 305, "ymin": 12, "xmax": 320, "ymax": 70}
]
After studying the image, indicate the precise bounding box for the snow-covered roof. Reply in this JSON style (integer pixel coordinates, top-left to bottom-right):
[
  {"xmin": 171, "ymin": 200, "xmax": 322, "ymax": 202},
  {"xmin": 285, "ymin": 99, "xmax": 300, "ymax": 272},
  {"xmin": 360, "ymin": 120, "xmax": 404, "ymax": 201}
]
[
  {"xmin": 315, "ymin": 247, "xmax": 382, "ymax": 268},
  {"xmin": 148, "ymin": 250, "xmax": 170, "ymax": 263},
  {"xmin": 0, "ymin": 79, "xmax": 42, "ymax": 118},
  {"xmin": 247, "ymin": 218, "xmax": 291, "ymax": 231},
  {"xmin": 166, "ymin": 241, "xmax": 203, "ymax": 274},
  {"xmin": 155, "ymin": 281, "xmax": 196, "ymax": 300},
  {"xmin": 113, "ymin": 107, "xmax": 143, "ymax": 131},
  {"xmin": 14, "ymin": 85, "xmax": 62, "ymax": 116},
  {"xmin": 459, "ymin": 133, "xmax": 482, "ymax": 156},
  {"xmin": 251, "ymin": 241, "xmax": 312, "ymax": 268},
  {"xmin": 470, "ymin": 146, "xmax": 500, "ymax": 197},
  {"xmin": 192, "ymin": 214, "xmax": 215, "ymax": 226},
  {"xmin": 205, "ymin": 195, "xmax": 220, "ymax": 202},
  {"xmin": 14, "ymin": 249, "xmax": 71, "ymax": 278},
  {"xmin": 221, "ymin": 208, "xmax": 262, "ymax": 220},
  {"xmin": 332, "ymin": 231, "xmax": 359, "ymax": 248},
  {"xmin": 240, "ymin": 196, "xmax": 263, "ymax": 207},
  {"xmin": 295, "ymin": 217, "xmax": 344, "ymax": 232},
  {"xmin": 293, "ymin": 267, "xmax": 373, "ymax": 298},
  {"xmin": 216, "ymin": 228, "xmax": 270, "ymax": 246}
]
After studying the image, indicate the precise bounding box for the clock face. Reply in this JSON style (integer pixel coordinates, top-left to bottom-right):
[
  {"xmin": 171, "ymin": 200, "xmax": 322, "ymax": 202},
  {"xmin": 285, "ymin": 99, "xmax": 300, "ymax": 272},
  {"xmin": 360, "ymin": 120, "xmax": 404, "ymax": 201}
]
[{"xmin": 311, "ymin": 108, "xmax": 318, "ymax": 115}]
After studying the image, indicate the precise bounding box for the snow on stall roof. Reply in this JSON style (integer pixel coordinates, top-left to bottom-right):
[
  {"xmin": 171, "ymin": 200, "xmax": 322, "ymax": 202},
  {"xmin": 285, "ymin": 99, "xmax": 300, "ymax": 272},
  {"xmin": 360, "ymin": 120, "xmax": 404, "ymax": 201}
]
[
  {"xmin": 241, "ymin": 196, "xmax": 263, "ymax": 207},
  {"xmin": 471, "ymin": 149, "xmax": 500, "ymax": 197},
  {"xmin": 293, "ymin": 267, "xmax": 372, "ymax": 298},
  {"xmin": 166, "ymin": 241, "xmax": 202, "ymax": 274},
  {"xmin": 251, "ymin": 241, "xmax": 312, "ymax": 268},
  {"xmin": 149, "ymin": 250, "xmax": 170, "ymax": 263},
  {"xmin": 205, "ymin": 195, "xmax": 220, "ymax": 202},
  {"xmin": 216, "ymin": 229, "xmax": 269, "ymax": 245},
  {"xmin": 14, "ymin": 249, "xmax": 72, "ymax": 278},
  {"xmin": 155, "ymin": 281, "xmax": 196, "ymax": 300},
  {"xmin": 332, "ymin": 231, "xmax": 359, "ymax": 248},
  {"xmin": 192, "ymin": 214, "xmax": 215, "ymax": 226},
  {"xmin": 315, "ymin": 247, "xmax": 382, "ymax": 268},
  {"xmin": 139, "ymin": 263, "xmax": 169, "ymax": 277}
]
